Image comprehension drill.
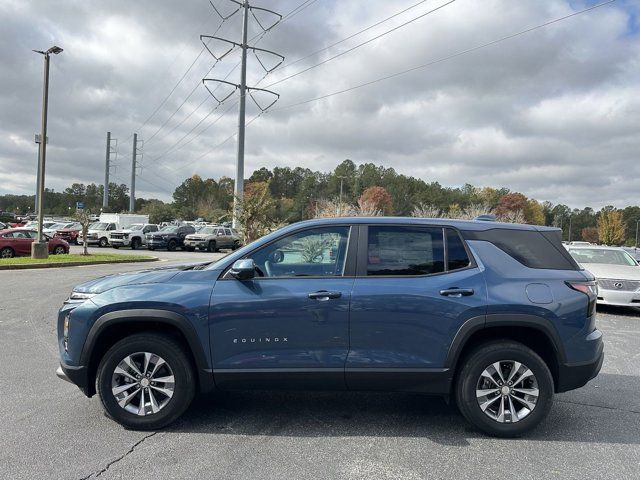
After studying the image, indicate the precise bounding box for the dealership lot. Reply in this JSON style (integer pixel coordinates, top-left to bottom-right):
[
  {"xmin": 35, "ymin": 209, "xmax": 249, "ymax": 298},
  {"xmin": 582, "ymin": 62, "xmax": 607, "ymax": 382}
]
[{"xmin": 0, "ymin": 259, "xmax": 638, "ymax": 480}]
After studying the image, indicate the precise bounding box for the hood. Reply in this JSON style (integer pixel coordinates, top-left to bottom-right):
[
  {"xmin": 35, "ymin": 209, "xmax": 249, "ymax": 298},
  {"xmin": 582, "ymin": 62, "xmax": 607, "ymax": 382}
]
[
  {"xmin": 112, "ymin": 229, "xmax": 133, "ymax": 234},
  {"xmin": 581, "ymin": 263, "xmax": 640, "ymax": 281},
  {"xmin": 73, "ymin": 261, "xmax": 211, "ymax": 294}
]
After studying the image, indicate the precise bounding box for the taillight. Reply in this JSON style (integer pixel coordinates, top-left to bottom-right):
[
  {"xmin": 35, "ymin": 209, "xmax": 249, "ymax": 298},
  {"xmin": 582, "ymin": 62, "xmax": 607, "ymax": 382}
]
[{"xmin": 566, "ymin": 281, "xmax": 597, "ymax": 316}]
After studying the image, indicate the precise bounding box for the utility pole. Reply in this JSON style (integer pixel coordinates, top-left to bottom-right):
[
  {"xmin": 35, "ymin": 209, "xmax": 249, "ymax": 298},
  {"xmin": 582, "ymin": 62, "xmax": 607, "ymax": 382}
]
[
  {"xmin": 33, "ymin": 134, "xmax": 47, "ymax": 214},
  {"xmin": 635, "ymin": 219, "xmax": 639, "ymax": 250},
  {"xmin": 336, "ymin": 176, "xmax": 347, "ymax": 216},
  {"xmin": 103, "ymin": 132, "xmax": 111, "ymax": 209},
  {"xmin": 568, "ymin": 215, "xmax": 573, "ymax": 243},
  {"xmin": 31, "ymin": 45, "xmax": 63, "ymax": 259},
  {"xmin": 201, "ymin": 0, "xmax": 283, "ymax": 228},
  {"xmin": 130, "ymin": 133, "xmax": 137, "ymax": 213}
]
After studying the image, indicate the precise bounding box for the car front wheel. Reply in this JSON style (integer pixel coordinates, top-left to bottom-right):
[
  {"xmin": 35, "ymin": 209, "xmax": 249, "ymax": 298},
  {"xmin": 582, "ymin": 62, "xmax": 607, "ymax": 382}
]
[
  {"xmin": 53, "ymin": 245, "xmax": 66, "ymax": 255},
  {"xmin": 167, "ymin": 240, "xmax": 177, "ymax": 251},
  {"xmin": 455, "ymin": 340, "xmax": 553, "ymax": 437},
  {"xmin": 96, "ymin": 333, "xmax": 196, "ymax": 430}
]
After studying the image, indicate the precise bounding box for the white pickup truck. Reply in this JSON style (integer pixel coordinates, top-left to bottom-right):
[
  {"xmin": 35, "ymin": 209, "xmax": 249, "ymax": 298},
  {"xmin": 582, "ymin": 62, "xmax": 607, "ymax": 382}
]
[
  {"xmin": 78, "ymin": 213, "xmax": 149, "ymax": 248},
  {"xmin": 109, "ymin": 223, "xmax": 159, "ymax": 249}
]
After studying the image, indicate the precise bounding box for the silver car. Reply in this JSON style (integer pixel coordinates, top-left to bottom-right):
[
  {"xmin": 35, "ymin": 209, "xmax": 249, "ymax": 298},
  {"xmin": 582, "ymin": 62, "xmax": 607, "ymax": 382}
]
[{"xmin": 567, "ymin": 245, "xmax": 640, "ymax": 307}]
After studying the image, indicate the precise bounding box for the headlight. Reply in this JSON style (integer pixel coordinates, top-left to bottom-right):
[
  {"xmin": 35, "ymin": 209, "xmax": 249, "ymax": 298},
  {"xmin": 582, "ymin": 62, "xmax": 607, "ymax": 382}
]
[{"xmin": 65, "ymin": 291, "xmax": 97, "ymax": 304}]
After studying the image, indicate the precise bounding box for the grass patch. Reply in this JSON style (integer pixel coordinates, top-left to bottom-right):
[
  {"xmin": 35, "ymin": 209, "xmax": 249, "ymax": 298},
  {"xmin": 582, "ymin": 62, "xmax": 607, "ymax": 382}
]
[{"xmin": 0, "ymin": 253, "xmax": 156, "ymax": 267}]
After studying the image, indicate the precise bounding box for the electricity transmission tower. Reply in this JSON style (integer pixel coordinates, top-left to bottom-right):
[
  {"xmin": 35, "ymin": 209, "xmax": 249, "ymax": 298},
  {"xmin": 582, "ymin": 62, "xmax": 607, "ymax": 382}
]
[
  {"xmin": 201, "ymin": 0, "xmax": 284, "ymax": 227},
  {"xmin": 129, "ymin": 134, "xmax": 143, "ymax": 212},
  {"xmin": 103, "ymin": 132, "xmax": 118, "ymax": 209}
]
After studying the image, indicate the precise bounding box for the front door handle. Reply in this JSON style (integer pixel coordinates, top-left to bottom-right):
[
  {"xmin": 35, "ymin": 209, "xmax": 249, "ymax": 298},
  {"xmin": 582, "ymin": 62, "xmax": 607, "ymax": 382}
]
[
  {"xmin": 308, "ymin": 291, "xmax": 342, "ymax": 301},
  {"xmin": 440, "ymin": 288, "xmax": 474, "ymax": 298}
]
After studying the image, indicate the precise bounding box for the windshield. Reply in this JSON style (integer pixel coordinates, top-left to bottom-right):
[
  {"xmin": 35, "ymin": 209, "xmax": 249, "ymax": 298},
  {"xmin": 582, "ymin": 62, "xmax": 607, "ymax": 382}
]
[
  {"xmin": 159, "ymin": 226, "xmax": 178, "ymax": 233},
  {"xmin": 199, "ymin": 227, "xmax": 215, "ymax": 235},
  {"xmin": 91, "ymin": 223, "xmax": 109, "ymax": 231},
  {"xmin": 568, "ymin": 248, "xmax": 638, "ymax": 266}
]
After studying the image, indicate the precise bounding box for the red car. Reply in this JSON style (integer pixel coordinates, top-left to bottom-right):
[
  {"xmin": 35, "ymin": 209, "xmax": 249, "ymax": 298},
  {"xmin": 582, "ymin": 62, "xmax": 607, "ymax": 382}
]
[
  {"xmin": 54, "ymin": 222, "xmax": 82, "ymax": 244},
  {"xmin": 0, "ymin": 229, "xmax": 70, "ymax": 258}
]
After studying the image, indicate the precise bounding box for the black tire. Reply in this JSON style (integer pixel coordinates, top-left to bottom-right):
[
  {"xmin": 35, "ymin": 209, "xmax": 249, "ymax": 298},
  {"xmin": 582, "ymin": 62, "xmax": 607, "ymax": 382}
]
[
  {"xmin": 99, "ymin": 237, "xmax": 109, "ymax": 248},
  {"xmin": 96, "ymin": 333, "xmax": 196, "ymax": 430},
  {"xmin": 131, "ymin": 238, "xmax": 141, "ymax": 250},
  {"xmin": 53, "ymin": 245, "xmax": 66, "ymax": 255},
  {"xmin": 0, "ymin": 247, "xmax": 15, "ymax": 258},
  {"xmin": 232, "ymin": 240, "xmax": 241, "ymax": 251},
  {"xmin": 455, "ymin": 340, "xmax": 553, "ymax": 438},
  {"xmin": 167, "ymin": 239, "xmax": 177, "ymax": 252},
  {"xmin": 148, "ymin": 247, "xmax": 155, "ymax": 251},
  {"xmin": 207, "ymin": 240, "xmax": 217, "ymax": 253}
]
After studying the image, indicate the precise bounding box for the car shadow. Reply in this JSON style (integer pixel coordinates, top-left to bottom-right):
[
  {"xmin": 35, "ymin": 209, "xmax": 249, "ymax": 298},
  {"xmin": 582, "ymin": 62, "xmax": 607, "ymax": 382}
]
[{"xmin": 168, "ymin": 373, "xmax": 640, "ymax": 446}]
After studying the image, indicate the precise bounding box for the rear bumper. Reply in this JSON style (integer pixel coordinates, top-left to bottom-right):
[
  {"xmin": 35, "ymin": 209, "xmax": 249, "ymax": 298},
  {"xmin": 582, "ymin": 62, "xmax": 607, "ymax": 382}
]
[{"xmin": 556, "ymin": 334, "xmax": 604, "ymax": 393}]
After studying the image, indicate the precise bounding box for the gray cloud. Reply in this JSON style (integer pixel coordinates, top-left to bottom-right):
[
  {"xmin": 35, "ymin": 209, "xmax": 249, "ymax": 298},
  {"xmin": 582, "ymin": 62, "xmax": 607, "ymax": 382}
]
[{"xmin": 0, "ymin": 0, "xmax": 638, "ymax": 208}]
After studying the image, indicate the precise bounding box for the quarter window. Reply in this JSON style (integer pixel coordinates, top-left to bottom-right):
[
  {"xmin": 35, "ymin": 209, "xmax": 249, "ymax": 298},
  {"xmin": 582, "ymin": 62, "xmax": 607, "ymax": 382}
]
[
  {"xmin": 367, "ymin": 226, "xmax": 444, "ymax": 276},
  {"xmin": 251, "ymin": 226, "xmax": 351, "ymax": 278},
  {"xmin": 446, "ymin": 228, "xmax": 471, "ymax": 271}
]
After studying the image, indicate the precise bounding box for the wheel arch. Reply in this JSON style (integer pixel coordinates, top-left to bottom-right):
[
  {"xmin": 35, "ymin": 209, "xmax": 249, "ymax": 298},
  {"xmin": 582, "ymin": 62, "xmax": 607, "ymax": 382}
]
[
  {"xmin": 446, "ymin": 314, "xmax": 565, "ymax": 393},
  {"xmin": 81, "ymin": 309, "xmax": 213, "ymax": 397}
]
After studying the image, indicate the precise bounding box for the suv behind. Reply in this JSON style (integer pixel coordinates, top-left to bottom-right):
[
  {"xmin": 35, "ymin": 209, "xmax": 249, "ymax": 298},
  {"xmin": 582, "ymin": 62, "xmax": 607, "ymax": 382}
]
[
  {"xmin": 146, "ymin": 225, "xmax": 195, "ymax": 251},
  {"xmin": 184, "ymin": 225, "xmax": 241, "ymax": 252},
  {"xmin": 56, "ymin": 217, "xmax": 602, "ymax": 437}
]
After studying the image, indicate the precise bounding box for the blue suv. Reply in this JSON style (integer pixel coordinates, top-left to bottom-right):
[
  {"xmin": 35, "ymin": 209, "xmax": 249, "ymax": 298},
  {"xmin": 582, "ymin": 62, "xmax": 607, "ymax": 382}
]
[{"xmin": 56, "ymin": 217, "xmax": 603, "ymax": 437}]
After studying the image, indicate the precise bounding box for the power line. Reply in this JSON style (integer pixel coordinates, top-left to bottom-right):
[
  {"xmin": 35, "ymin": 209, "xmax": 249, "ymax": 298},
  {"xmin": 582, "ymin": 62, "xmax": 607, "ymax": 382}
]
[
  {"xmin": 271, "ymin": 0, "xmax": 616, "ymax": 112},
  {"xmin": 263, "ymin": 0, "xmax": 456, "ymax": 89}
]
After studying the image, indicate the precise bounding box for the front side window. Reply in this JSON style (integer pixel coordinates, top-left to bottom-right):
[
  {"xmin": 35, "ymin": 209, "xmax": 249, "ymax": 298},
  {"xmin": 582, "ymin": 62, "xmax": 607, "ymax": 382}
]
[
  {"xmin": 367, "ymin": 226, "xmax": 445, "ymax": 276},
  {"xmin": 251, "ymin": 226, "xmax": 350, "ymax": 278}
]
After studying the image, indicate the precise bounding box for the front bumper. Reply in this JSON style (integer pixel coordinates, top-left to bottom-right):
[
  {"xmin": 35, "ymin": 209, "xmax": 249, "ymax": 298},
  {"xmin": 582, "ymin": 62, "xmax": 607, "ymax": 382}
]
[
  {"xmin": 110, "ymin": 238, "xmax": 131, "ymax": 247},
  {"xmin": 56, "ymin": 362, "xmax": 93, "ymax": 397},
  {"xmin": 185, "ymin": 240, "xmax": 207, "ymax": 248},
  {"xmin": 147, "ymin": 239, "xmax": 168, "ymax": 248},
  {"xmin": 597, "ymin": 289, "xmax": 640, "ymax": 307}
]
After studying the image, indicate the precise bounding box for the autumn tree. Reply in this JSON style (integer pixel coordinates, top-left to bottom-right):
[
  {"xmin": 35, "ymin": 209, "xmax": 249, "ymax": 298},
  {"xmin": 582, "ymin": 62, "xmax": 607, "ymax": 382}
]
[
  {"xmin": 359, "ymin": 186, "xmax": 393, "ymax": 215},
  {"xmin": 598, "ymin": 209, "xmax": 625, "ymax": 245},
  {"xmin": 236, "ymin": 181, "xmax": 280, "ymax": 243},
  {"xmin": 581, "ymin": 227, "xmax": 599, "ymax": 244}
]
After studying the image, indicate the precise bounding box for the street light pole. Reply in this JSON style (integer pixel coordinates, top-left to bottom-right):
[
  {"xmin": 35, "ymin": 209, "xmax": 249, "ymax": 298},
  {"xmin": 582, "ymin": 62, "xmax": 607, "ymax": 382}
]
[
  {"xmin": 31, "ymin": 45, "xmax": 63, "ymax": 259},
  {"xmin": 635, "ymin": 219, "xmax": 639, "ymax": 250},
  {"xmin": 568, "ymin": 215, "xmax": 573, "ymax": 243}
]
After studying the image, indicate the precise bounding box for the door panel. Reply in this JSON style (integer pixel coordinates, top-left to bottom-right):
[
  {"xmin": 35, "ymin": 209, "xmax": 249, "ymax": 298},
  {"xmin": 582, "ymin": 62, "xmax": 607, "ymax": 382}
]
[
  {"xmin": 210, "ymin": 277, "xmax": 353, "ymax": 389},
  {"xmin": 345, "ymin": 225, "xmax": 487, "ymax": 392}
]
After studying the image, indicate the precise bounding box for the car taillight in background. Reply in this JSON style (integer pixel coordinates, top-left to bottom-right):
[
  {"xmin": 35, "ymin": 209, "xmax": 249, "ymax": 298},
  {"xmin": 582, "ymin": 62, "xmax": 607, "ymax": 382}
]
[{"xmin": 566, "ymin": 281, "xmax": 598, "ymax": 317}]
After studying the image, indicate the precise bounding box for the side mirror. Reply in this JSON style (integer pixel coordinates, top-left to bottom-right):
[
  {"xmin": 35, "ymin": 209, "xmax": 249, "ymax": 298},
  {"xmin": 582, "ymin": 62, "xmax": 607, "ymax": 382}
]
[{"xmin": 230, "ymin": 259, "xmax": 256, "ymax": 280}]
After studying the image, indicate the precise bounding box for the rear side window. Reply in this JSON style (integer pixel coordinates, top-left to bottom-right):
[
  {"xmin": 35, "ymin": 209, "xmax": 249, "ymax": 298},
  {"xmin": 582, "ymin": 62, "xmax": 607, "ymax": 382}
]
[
  {"xmin": 462, "ymin": 228, "xmax": 579, "ymax": 270},
  {"xmin": 224, "ymin": 229, "xmax": 232, "ymax": 235},
  {"xmin": 446, "ymin": 228, "xmax": 471, "ymax": 271},
  {"xmin": 367, "ymin": 226, "xmax": 444, "ymax": 276}
]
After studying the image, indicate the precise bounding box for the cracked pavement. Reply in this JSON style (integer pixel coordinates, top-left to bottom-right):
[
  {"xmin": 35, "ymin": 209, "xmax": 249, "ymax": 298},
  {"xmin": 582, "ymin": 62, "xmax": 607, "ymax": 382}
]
[{"xmin": 0, "ymin": 255, "xmax": 639, "ymax": 480}]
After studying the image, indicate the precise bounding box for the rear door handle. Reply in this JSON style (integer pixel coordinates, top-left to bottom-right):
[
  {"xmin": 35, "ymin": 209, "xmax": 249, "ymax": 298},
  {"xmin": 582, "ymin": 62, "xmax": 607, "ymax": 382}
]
[
  {"xmin": 308, "ymin": 291, "xmax": 342, "ymax": 301},
  {"xmin": 440, "ymin": 288, "xmax": 474, "ymax": 298}
]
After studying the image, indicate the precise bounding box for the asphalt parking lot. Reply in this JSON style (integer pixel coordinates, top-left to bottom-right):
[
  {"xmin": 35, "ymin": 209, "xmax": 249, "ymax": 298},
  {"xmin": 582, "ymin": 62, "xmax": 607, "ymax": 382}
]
[{"xmin": 1, "ymin": 254, "xmax": 639, "ymax": 480}]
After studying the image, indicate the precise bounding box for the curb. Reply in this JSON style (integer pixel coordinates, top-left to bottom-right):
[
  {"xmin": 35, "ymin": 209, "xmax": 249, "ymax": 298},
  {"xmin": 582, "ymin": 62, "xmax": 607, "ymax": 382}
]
[{"xmin": 0, "ymin": 256, "xmax": 159, "ymax": 271}]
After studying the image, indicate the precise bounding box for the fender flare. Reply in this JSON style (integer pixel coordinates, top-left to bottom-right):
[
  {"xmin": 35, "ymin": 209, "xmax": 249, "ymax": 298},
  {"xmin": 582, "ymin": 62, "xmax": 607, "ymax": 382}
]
[
  {"xmin": 81, "ymin": 309, "xmax": 214, "ymax": 392},
  {"xmin": 444, "ymin": 313, "xmax": 566, "ymax": 369}
]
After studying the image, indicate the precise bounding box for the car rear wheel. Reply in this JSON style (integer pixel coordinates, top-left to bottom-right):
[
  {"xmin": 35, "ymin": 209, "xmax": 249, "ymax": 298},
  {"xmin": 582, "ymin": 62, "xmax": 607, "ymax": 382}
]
[
  {"xmin": 99, "ymin": 237, "xmax": 109, "ymax": 248},
  {"xmin": 131, "ymin": 238, "xmax": 141, "ymax": 250},
  {"xmin": 96, "ymin": 334, "xmax": 196, "ymax": 430},
  {"xmin": 455, "ymin": 340, "xmax": 553, "ymax": 437},
  {"xmin": 53, "ymin": 245, "xmax": 66, "ymax": 255},
  {"xmin": 1, "ymin": 247, "xmax": 15, "ymax": 258},
  {"xmin": 207, "ymin": 241, "xmax": 217, "ymax": 253},
  {"xmin": 167, "ymin": 239, "xmax": 177, "ymax": 251},
  {"xmin": 232, "ymin": 240, "xmax": 240, "ymax": 250}
]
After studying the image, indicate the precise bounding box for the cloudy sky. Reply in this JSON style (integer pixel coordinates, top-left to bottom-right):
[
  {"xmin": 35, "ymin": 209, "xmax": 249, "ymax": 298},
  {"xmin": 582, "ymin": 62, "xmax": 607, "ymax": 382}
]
[{"xmin": 1, "ymin": 0, "xmax": 638, "ymax": 208}]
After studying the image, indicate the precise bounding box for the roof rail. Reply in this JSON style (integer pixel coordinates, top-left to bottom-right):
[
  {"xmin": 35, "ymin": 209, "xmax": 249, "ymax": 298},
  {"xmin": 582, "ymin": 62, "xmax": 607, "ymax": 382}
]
[{"xmin": 474, "ymin": 214, "xmax": 497, "ymax": 222}]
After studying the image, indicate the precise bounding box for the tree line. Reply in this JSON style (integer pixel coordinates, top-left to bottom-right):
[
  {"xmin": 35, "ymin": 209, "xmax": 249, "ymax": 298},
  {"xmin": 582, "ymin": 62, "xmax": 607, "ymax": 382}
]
[{"xmin": 1, "ymin": 159, "xmax": 638, "ymax": 245}]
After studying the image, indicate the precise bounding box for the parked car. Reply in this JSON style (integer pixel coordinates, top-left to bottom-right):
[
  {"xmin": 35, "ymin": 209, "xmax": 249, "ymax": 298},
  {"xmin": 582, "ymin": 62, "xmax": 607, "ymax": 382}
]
[
  {"xmin": 55, "ymin": 223, "xmax": 83, "ymax": 245},
  {"xmin": 56, "ymin": 217, "xmax": 602, "ymax": 437},
  {"xmin": 0, "ymin": 222, "xmax": 6, "ymax": 230},
  {"xmin": 43, "ymin": 222, "xmax": 76, "ymax": 237},
  {"xmin": 78, "ymin": 222, "xmax": 117, "ymax": 247},
  {"xmin": 146, "ymin": 225, "xmax": 196, "ymax": 251},
  {"xmin": 567, "ymin": 245, "xmax": 640, "ymax": 307},
  {"xmin": 110, "ymin": 224, "xmax": 159, "ymax": 249},
  {"xmin": 0, "ymin": 229, "xmax": 69, "ymax": 258},
  {"xmin": 184, "ymin": 225, "xmax": 241, "ymax": 252}
]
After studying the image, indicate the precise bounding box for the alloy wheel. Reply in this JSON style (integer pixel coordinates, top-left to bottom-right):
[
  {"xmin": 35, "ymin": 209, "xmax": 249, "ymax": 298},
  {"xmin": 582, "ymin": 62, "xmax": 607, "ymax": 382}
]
[
  {"xmin": 111, "ymin": 352, "xmax": 175, "ymax": 416},
  {"xmin": 475, "ymin": 360, "xmax": 539, "ymax": 423}
]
